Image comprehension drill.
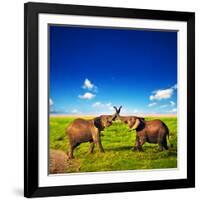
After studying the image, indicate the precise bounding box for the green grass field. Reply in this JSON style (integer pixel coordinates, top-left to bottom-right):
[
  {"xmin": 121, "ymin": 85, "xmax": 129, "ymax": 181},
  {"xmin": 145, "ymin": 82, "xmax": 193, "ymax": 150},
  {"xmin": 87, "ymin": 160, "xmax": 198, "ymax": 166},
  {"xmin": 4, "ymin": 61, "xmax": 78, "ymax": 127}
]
[{"xmin": 49, "ymin": 116, "xmax": 177, "ymax": 173}]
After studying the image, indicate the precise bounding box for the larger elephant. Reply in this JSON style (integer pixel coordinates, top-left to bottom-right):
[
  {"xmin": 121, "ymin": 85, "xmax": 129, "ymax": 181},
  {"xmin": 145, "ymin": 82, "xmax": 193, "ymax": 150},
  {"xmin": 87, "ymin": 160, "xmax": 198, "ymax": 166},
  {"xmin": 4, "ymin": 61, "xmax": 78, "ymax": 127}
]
[{"xmin": 66, "ymin": 111, "xmax": 119, "ymax": 159}]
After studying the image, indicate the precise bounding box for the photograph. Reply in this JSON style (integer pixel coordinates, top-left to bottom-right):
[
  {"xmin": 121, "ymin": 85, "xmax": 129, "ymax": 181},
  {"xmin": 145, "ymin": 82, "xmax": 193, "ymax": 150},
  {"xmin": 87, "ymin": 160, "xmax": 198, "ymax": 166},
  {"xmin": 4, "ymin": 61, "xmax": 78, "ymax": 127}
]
[
  {"xmin": 24, "ymin": 2, "xmax": 195, "ymax": 197},
  {"xmin": 48, "ymin": 25, "xmax": 178, "ymax": 174}
]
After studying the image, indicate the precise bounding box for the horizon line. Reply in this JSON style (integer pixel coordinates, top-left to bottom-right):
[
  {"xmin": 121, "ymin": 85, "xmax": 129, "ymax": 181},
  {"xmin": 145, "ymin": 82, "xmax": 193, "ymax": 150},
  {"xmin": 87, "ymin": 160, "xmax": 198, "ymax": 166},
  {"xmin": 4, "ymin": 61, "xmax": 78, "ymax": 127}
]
[{"xmin": 50, "ymin": 113, "xmax": 177, "ymax": 117}]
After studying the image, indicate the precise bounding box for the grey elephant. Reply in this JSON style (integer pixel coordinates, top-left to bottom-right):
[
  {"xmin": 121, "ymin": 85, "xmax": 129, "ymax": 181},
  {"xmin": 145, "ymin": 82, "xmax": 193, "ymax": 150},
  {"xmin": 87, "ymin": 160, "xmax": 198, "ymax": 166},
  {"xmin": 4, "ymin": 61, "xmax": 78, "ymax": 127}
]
[
  {"xmin": 66, "ymin": 110, "xmax": 120, "ymax": 159},
  {"xmin": 113, "ymin": 106, "xmax": 170, "ymax": 151}
]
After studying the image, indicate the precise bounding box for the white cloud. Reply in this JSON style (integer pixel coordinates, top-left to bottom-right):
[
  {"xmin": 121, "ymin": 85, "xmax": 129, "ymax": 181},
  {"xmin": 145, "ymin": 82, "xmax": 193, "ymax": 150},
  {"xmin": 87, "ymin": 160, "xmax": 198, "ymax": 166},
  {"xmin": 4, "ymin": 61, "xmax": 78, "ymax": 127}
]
[
  {"xmin": 92, "ymin": 102, "xmax": 113, "ymax": 110},
  {"xmin": 82, "ymin": 78, "xmax": 97, "ymax": 92},
  {"xmin": 106, "ymin": 103, "xmax": 112, "ymax": 107},
  {"xmin": 159, "ymin": 101, "xmax": 176, "ymax": 109},
  {"xmin": 170, "ymin": 101, "xmax": 175, "ymax": 106},
  {"xmin": 49, "ymin": 98, "xmax": 53, "ymax": 106},
  {"xmin": 160, "ymin": 104, "xmax": 168, "ymax": 108},
  {"xmin": 105, "ymin": 103, "xmax": 113, "ymax": 110},
  {"xmin": 133, "ymin": 109, "xmax": 139, "ymax": 113},
  {"xmin": 150, "ymin": 88, "xmax": 173, "ymax": 100},
  {"xmin": 78, "ymin": 92, "xmax": 95, "ymax": 100},
  {"xmin": 92, "ymin": 102, "xmax": 102, "ymax": 107},
  {"xmin": 148, "ymin": 102, "xmax": 157, "ymax": 107},
  {"xmin": 168, "ymin": 108, "xmax": 177, "ymax": 113},
  {"xmin": 149, "ymin": 84, "xmax": 177, "ymax": 101},
  {"xmin": 172, "ymin": 84, "xmax": 177, "ymax": 89},
  {"xmin": 83, "ymin": 78, "xmax": 93, "ymax": 89},
  {"xmin": 71, "ymin": 109, "xmax": 81, "ymax": 114},
  {"xmin": 120, "ymin": 108, "xmax": 142, "ymax": 115}
]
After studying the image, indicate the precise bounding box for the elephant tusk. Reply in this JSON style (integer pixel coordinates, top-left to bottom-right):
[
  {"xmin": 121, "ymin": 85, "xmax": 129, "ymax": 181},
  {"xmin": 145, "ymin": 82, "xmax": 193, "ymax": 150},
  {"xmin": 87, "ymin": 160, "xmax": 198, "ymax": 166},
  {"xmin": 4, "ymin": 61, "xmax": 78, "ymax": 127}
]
[{"xmin": 131, "ymin": 118, "xmax": 140, "ymax": 129}]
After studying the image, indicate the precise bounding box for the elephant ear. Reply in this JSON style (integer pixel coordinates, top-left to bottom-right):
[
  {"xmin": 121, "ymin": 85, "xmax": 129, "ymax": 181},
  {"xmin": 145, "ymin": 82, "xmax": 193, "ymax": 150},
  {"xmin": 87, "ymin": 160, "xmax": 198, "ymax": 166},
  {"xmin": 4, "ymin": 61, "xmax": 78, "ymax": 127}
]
[
  {"xmin": 139, "ymin": 117, "xmax": 145, "ymax": 121},
  {"xmin": 94, "ymin": 117, "xmax": 102, "ymax": 130},
  {"xmin": 131, "ymin": 118, "xmax": 140, "ymax": 130}
]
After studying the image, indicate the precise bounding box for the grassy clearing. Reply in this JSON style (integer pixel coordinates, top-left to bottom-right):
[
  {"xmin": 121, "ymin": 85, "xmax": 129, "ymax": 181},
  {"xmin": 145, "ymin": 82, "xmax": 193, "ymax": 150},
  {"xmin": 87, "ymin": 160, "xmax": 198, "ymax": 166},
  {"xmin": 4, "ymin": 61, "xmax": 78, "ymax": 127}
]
[{"xmin": 49, "ymin": 116, "xmax": 177, "ymax": 173}]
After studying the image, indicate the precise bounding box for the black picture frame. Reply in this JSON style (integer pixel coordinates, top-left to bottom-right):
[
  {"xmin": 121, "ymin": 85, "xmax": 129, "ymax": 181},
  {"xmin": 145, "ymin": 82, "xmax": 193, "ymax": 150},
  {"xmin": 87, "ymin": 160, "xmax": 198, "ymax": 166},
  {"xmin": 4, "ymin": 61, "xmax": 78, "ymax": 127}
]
[{"xmin": 24, "ymin": 2, "xmax": 195, "ymax": 198}]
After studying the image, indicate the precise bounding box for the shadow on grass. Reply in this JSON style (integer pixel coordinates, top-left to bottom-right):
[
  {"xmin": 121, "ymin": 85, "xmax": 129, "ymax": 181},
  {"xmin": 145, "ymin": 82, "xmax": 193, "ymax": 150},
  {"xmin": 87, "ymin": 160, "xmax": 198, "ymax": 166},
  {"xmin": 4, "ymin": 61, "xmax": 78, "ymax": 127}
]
[{"xmin": 106, "ymin": 146, "xmax": 133, "ymax": 151}]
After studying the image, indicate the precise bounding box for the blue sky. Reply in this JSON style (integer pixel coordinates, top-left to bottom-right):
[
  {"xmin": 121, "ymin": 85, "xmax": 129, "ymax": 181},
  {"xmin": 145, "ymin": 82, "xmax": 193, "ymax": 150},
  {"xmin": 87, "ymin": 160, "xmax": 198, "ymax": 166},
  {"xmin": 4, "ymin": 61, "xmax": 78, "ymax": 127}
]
[{"xmin": 49, "ymin": 25, "xmax": 177, "ymax": 115}]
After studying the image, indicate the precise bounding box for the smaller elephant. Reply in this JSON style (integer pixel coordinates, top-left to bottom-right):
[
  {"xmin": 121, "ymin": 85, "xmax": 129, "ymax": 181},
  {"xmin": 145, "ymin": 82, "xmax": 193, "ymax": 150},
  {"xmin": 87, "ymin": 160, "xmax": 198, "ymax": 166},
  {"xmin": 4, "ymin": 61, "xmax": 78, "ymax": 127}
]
[
  {"xmin": 66, "ymin": 114, "xmax": 117, "ymax": 159},
  {"xmin": 113, "ymin": 106, "xmax": 169, "ymax": 151}
]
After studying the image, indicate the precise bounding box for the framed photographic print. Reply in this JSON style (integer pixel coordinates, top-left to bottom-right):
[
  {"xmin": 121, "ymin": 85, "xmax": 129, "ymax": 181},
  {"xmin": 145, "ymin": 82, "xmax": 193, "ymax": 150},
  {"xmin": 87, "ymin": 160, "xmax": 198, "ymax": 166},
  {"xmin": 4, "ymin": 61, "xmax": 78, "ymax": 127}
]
[{"xmin": 24, "ymin": 2, "xmax": 195, "ymax": 198}]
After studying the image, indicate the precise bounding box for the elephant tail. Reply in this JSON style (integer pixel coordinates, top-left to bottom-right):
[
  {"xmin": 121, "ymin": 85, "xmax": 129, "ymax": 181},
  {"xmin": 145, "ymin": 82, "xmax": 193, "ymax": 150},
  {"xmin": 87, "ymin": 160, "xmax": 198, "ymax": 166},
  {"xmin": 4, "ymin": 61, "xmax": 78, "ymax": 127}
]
[
  {"xmin": 167, "ymin": 129, "xmax": 169, "ymax": 140},
  {"xmin": 163, "ymin": 122, "xmax": 170, "ymax": 139},
  {"xmin": 163, "ymin": 122, "xmax": 173, "ymax": 148}
]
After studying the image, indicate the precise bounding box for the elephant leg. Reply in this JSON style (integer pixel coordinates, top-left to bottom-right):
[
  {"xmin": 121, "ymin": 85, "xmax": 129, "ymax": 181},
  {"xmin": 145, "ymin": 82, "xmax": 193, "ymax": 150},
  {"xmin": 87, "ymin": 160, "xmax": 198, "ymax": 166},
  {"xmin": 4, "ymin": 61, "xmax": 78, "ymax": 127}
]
[
  {"xmin": 133, "ymin": 135, "xmax": 140, "ymax": 150},
  {"xmin": 92, "ymin": 131, "xmax": 104, "ymax": 153},
  {"xmin": 159, "ymin": 145, "xmax": 164, "ymax": 151},
  {"xmin": 162, "ymin": 138, "xmax": 168, "ymax": 150},
  {"xmin": 68, "ymin": 143, "xmax": 80, "ymax": 159},
  {"xmin": 68, "ymin": 144, "xmax": 74, "ymax": 159},
  {"xmin": 138, "ymin": 138, "xmax": 145, "ymax": 151},
  {"xmin": 132, "ymin": 146, "xmax": 138, "ymax": 151},
  {"xmin": 157, "ymin": 134, "xmax": 164, "ymax": 151},
  {"xmin": 158, "ymin": 142, "xmax": 164, "ymax": 151},
  {"xmin": 89, "ymin": 141, "xmax": 95, "ymax": 154},
  {"xmin": 94, "ymin": 136, "xmax": 104, "ymax": 153},
  {"xmin": 133, "ymin": 136, "xmax": 143, "ymax": 151},
  {"xmin": 96, "ymin": 140, "xmax": 104, "ymax": 153},
  {"xmin": 133, "ymin": 146, "xmax": 144, "ymax": 152}
]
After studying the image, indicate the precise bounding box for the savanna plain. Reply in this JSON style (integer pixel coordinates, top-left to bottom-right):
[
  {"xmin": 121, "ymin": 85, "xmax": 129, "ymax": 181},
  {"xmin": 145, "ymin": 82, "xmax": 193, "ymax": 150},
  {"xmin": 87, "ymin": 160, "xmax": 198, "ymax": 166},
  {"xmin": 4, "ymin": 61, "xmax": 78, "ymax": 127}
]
[{"xmin": 49, "ymin": 116, "xmax": 177, "ymax": 173}]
